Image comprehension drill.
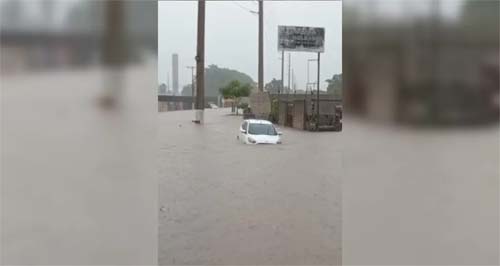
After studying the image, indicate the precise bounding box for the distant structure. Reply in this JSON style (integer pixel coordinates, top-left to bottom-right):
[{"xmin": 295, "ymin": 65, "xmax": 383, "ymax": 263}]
[
  {"xmin": 159, "ymin": 83, "xmax": 167, "ymax": 95},
  {"xmin": 172, "ymin": 53, "xmax": 179, "ymax": 95}
]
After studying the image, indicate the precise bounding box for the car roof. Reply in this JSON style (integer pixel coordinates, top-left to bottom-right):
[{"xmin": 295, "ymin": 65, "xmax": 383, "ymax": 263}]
[{"xmin": 244, "ymin": 119, "xmax": 273, "ymax": 125}]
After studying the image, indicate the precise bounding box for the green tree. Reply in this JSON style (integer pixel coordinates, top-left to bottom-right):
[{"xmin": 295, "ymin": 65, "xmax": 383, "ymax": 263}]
[
  {"xmin": 177, "ymin": 65, "xmax": 254, "ymax": 97},
  {"xmin": 205, "ymin": 65, "xmax": 254, "ymax": 97},
  {"xmin": 326, "ymin": 73, "xmax": 342, "ymax": 98},
  {"xmin": 219, "ymin": 80, "xmax": 252, "ymax": 115}
]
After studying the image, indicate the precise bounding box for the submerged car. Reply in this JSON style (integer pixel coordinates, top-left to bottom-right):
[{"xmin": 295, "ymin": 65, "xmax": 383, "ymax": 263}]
[{"xmin": 237, "ymin": 119, "xmax": 282, "ymax": 144}]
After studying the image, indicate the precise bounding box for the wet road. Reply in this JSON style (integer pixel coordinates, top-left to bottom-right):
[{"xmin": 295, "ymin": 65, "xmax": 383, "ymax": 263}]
[
  {"xmin": 159, "ymin": 108, "xmax": 498, "ymax": 265},
  {"xmin": 158, "ymin": 108, "xmax": 342, "ymax": 265}
]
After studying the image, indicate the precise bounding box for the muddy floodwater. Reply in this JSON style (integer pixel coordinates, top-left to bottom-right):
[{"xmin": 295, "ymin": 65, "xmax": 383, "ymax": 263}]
[
  {"xmin": 159, "ymin": 107, "xmax": 499, "ymax": 265},
  {"xmin": 159, "ymin": 109, "xmax": 342, "ymax": 265}
]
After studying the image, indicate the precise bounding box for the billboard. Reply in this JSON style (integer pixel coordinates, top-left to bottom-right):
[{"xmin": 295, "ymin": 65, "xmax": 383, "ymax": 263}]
[{"xmin": 278, "ymin": 26, "xmax": 325, "ymax": 53}]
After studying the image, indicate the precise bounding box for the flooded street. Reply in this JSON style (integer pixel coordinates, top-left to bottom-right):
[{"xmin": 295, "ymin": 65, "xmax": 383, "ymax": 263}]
[
  {"xmin": 159, "ymin": 108, "xmax": 342, "ymax": 265},
  {"xmin": 159, "ymin": 108, "xmax": 498, "ymax": 265}
]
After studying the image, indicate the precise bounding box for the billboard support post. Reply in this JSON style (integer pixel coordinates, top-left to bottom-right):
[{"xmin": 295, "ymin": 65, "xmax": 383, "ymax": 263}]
[
  {"xmin": 280, "ymin": 50, "xmax": 284, "ymax": 94},
  {"xmin": 316, "ymin": 52, "xmax": 320, "ymax": 131},
  {"xmin": 287, "ymin": 53, "xmax": 291, "ymax": 98}
]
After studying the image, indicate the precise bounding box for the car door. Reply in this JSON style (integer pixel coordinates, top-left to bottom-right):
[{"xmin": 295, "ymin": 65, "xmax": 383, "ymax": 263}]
[{"xmin": 239, "ymin": 121, "xmax": 248, "ymax": 143}]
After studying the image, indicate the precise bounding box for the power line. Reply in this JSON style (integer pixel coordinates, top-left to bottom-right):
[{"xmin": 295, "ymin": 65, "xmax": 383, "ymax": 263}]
[
  {"xmin": 231, "ymin": 1, "xmax": 257, "ymax": 15},
  {"xmin": 230, "ymin": 1, "xmax": 277, "ymax": 20},
  {"xmin": 231, "ymin": 1, "xmax": 276, "ymax": 85}
]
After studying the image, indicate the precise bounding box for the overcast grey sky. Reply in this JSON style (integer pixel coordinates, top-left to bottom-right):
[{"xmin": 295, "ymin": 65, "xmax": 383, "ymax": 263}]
[
  {"xmin": 158, "ymin": 1, "xmax": 343, "ymax": 91},
  {"xmin": 158, "ymin": 0, "xmax": 465, "ymax": 91}
]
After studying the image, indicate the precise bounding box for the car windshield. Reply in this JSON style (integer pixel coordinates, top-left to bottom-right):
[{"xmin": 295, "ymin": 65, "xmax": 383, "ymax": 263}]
[{"xmin": 248, "ymin": 123, "xmax": 277, "ymax": 135}]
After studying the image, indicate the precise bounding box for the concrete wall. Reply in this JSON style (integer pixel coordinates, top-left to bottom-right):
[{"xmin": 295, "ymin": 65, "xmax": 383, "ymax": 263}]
[
  {"xmin": 306, "ymin": 100, "xmax": 340, "ymax": 115},
  {"xmin": 292, "ymin": 100, "xmax": 306, "ymax": 130},
  {"xmin": 278, "ymin": 102, "xmax": 287, "ymax": 126},
  {"xmin": 222, "ymin": 98, "xmax": 235, "ymax": 108},
  {"xmin": 249, "ymin": 91, "xmax": 271, "ymax": 119},
  {"xmin": 158, "ymin": 102, "xmax": 194, "ymax": 112},
  {"xmin": 1, "ymin": 46, "xmax": 30, "ymax": 73},
  {"xmin": 277, "ymin": 99, "xmax": 341, "ymax": 129},
  {"xmin": 158, "ymin": 101, "xmax": 169, "ymax": 112}
]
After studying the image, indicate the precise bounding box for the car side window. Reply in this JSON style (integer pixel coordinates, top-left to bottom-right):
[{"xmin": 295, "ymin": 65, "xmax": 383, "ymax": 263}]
[{"xmin": 241, "ymin": 122, "xmax": 247, "ymax": 131}]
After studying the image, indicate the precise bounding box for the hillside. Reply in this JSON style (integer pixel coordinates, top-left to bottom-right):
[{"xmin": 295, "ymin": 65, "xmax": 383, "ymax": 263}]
[{"xmin": 182, "ymin": 64, "xmax": 255, "ymax": 96}]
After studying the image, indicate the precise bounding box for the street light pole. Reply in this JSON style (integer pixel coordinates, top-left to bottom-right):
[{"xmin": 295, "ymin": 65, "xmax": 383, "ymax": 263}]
[{"xmin": 307, "ymin": 58, "xmax": 317, "ymax": 92}]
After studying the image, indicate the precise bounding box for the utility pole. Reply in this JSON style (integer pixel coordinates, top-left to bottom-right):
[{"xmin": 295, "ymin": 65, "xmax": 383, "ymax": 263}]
[
  {"xmin": 280, "ymin": 51, "xmax": 284, "ymax": 95},
  {"xmin": 316, "ymin": 52, "xmax": 320, "ymax": 131},
  {"xmin": 194, "ymin": 0, "xmax": 205, "ymax": 124},
  {"xmin": 287, "ymin": 53, "xmax": 291, "ymax": 95},
  {"xmin": 258, "ymin": 0, "xmax": 263, "ymax": 92},
  {"xmin": 186, "ymin": 66, "xmax": 195, "ymax": 109}
]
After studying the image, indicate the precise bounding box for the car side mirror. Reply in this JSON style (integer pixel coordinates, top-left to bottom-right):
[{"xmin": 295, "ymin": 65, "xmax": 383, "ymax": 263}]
[
  {"xmin": 277, "ymin": 131, "xmax": 283, "ymax": 135},
  {"xmin": 240, "ymin": 128, "xmax": 247, "ymax": 134}
]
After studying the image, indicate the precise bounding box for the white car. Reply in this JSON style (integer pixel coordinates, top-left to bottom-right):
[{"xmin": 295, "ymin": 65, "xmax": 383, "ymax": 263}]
[{"xmin": 237, "ymin": 119, "xmax": 282, "ymax": 144}]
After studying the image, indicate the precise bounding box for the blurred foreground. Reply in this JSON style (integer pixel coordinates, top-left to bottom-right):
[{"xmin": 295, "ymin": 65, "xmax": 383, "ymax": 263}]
[
  {"xmin": 342, "ymin": 116, "xmax": 499, "ymax": 264},
  {"xmin": 342, "ymin": 1, "xmax": 499, "ymax": 264},
  {"xmin": 343, "ymin": 0, "xmax": 499, "ymax": 125},
  {"xmin": 1, "ymin": 1, "xmax": 158, "ymax": 264},
  {"xmin": 1, "ymin": 64, "xmax": 158, "ymax": 264}
]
